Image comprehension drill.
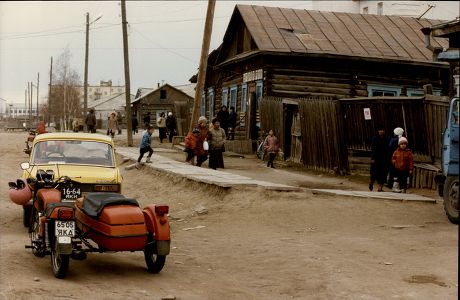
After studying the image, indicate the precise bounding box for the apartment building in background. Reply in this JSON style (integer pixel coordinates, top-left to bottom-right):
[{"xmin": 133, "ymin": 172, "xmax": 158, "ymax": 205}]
[{"xmin": 308, "ymin": 1, "xmax": 459, "ymax": 20}]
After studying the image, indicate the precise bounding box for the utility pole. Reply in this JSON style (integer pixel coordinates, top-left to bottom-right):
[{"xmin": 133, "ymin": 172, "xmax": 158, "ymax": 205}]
[
  {"xmin": 29, "ymin": 82, "xmax": 32, "ymax": 128},
  {"xmin": 36, "ymin": 73, "xmax": 39, "ymax": 121},
  {"xmin": 84, "ymin": 12, "xmax": 89, "ymax": 122},
  {"xmin": 121, "ymin": 0, "xmax": 133, "ymax": 146},
  {"xmin": 24, "ymin": 89, "xmax": 27, "ymax": 128},
  {"xmin": 190, "ymin": 0, "xmax": 216, "ymax": 131},
  {"xmin": 48, "ymin": 57, "xmax": 53, "ymax": 125}
]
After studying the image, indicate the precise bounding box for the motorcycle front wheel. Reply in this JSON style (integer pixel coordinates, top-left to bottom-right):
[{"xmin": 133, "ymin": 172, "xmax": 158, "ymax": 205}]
[
  {"xmin": 144, "ymin": 243, "xmax": 166, "ymax": 273},
  {"xmin": 51, "ymin": 237, "xmax": 70, "ymax": 279},
  {"xmin": 30, "ymin": 210, "xmax": 45, "ymax": 257}
]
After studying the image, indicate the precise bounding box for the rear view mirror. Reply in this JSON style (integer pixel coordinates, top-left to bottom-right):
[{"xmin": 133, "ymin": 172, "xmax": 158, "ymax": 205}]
[{"xmin": 20, "ymin": 162, "xmax": 30, "ymax": 170}]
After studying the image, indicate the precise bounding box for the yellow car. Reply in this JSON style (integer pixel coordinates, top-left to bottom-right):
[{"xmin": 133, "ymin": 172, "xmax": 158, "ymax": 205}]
[{"xmin": 23, "ymin": 132, "xmax": 122, "ymax": 196}]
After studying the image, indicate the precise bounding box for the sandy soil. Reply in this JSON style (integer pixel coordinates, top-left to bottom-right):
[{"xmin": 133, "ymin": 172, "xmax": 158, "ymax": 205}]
[{"xmin": 0, "ymin": 131, "xmax": 457, "ymax": 300}]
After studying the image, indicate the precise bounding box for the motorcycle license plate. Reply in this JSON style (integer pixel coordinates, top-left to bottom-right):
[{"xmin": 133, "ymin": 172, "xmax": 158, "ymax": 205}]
[
  {"xmin": 55, "ymin": 221, "xmax": 75, "ymax": 237},
  {"xmin": 61, "ymin": 186, "xmax": 81, "ymax": 200}
]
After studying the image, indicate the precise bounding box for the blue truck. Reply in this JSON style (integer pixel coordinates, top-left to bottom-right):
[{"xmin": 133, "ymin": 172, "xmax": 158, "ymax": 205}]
[{"xmin": 436, "ymin": 97, "xmax": 459, "ymax": 224}]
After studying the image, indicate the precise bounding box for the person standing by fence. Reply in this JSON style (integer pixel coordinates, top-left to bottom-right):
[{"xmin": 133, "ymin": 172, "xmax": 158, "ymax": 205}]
[
  {"xmin": 369, "ymin": 126, "xmax": 390, "ymax": 192},
  {"xmin": 264, "ymin": 129, "xmax": 279, "ymax": 168},
  {"xmin": 388, "ymin": 127, "xmax": 404, "ymax": 188},
  {"xmin": 391, "ymin": 137, "xmax": 414, "ymax": 193}
]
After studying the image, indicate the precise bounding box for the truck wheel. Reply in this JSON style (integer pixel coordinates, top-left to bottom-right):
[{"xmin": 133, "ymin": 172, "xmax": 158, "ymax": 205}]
[{"xmin": 443, "ymin": 176, "xmax": 459, "ymax": 224}]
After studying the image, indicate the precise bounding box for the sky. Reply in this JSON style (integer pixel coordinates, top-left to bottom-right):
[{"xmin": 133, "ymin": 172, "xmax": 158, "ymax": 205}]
[{"xmin": 0, "ymin": 0, "xmax": 316, "ymax": 105}]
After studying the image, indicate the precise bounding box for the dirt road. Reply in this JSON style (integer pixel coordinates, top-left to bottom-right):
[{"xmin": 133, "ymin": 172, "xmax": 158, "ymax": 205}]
[{"xmin": 0, "ymin": 131, "xmax": 457, "ymax": 300}]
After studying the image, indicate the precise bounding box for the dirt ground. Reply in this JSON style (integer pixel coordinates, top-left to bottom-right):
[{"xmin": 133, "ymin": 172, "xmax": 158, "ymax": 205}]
[{"xmin": 0, "ymin": 131, "xmax": 457, "ymax": 300}]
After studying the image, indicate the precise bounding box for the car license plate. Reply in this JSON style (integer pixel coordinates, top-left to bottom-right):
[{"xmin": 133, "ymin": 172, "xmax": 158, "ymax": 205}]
[
  {"xmin": 55, "ymin": 221, "xmax": 75, "ymax": 237},
  {"xmin": 61, "ymin": 186, "xmax": 81, "ymax": 200}
]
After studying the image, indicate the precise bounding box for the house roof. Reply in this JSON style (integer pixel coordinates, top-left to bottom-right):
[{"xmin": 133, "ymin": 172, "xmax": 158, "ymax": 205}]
[
  {"xmin": 132, "ymin": 83, "xmax": 195, "ymax": 104},
  {"xmin": 221, "ymin": 4, "xmax": 449, "ymax": 64},
  {"xmin": 89, "ymin": 92, "xmax": 135, "ymax": 111}
]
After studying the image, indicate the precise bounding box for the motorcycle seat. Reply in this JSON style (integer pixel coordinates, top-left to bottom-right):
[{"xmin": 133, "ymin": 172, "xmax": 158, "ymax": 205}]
[
  {"xmin": 82, "ymin": 192, "xmax": 139, "ymax": 218},
  {"xmin": 45, "ymin": 202, "xmax": 75, "ymax": 218}
]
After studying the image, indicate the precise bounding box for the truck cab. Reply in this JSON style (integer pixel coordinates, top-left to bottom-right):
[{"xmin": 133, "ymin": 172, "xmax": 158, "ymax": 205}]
[{"xmin": 436, "ymin": 97, "xmax": 459, "ymax": 224}]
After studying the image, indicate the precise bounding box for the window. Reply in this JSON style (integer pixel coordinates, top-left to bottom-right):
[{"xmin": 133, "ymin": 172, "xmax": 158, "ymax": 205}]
[
  {"xmin": 255, "ymin": 80, "xmax": 263, "ymax": 109},
  {"xmin": 229, "ymin": 85, "xmax": 237, "ymax": 110},
  {"xmin": 160, "ymin": 90, "xmax": 167, "ymax": 99},
  {"xmin": 406, "ymin": 88, "xmax": 424, "ymax": 97},
  {"xmin": 368, "ymin": 84, "xmax": 400, "ymax": 97},
  {"xmin": 363, "ymin": 7, "xmax": 368, "ymax": 14},
  {"xmin": 201, "ymin": 93, "xmax": 206, "ymax": 117},
  {"xmin": 377, "ymin": 2, "xmax": 383, "ymax": 15},
  {"xmin": 222, "ymin": 87, "xmax": 229, "ymax": 107},
  {"xmin": 241, "ymin": 83, "xmax": 247, "ymax": 113},
  {"xmin": 208, "ymin": 88, "xmax": 215, "ymax": 120}
]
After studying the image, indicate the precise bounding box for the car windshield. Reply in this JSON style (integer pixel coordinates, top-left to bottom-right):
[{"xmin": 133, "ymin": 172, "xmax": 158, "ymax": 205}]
[{"xmin": 31, "ymin": 140, "xmax": 115, "ymax": 167}]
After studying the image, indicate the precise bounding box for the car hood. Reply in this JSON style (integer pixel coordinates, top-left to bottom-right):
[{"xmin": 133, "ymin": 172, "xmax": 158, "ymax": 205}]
[{"xmin": 24, "ymin": 164, "xmax": 121, "ymax": 184}]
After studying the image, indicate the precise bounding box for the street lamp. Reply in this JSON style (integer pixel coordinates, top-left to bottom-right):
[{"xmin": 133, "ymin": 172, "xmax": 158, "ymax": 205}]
[{"xmin": 83, "ymin": 13, "xmax": 103, "ymax": 120}]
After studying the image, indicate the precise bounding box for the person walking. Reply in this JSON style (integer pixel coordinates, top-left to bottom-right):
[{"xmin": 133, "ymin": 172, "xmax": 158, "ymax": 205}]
[
  {"xmin": 184, "ymin": 127, "xmax": 201, "ymax": 165},
  {"xmin": 195, "ymin": 116, "xmax": 209, "ymax": 167},
  {"xmin": 166, "ymin": 112, "xmax": 177, "ymax": 143},
  {"xmin": 388, "ymin": 127, "xmax": 404, "ymax": 188},
  {"xmin": 207, "ymin": 117, "xmax": 226, "ymax": 170},
  {"xmin": 136, "ymin": 125, "xmax": 154, "ymax": 168},
  {"xmin": 264, "ymin": 129, "xmax": 279, "ymax": 168},
  {"xmin": 227, "ymin": 106, "xmax": 237, "ymax": 140},
  {"xmin": 217, "ymin": 105, "xmax": 229, "ymax": 136},
  {"xmin": 117, "ymin": 111, "xmax": 123, "ymax": 135},
  {"xmin": 85, "ymin": 108, "xmax": 97, "ymax": 133},
  {"xmin": 107, "ymin": 112, "xmax": 118, "ymax": 138},
  {"xmin": 157, "ymin": 112, "xmax": 167, "ymax": 143},
  {"xmin": 143, "ymin": 112, "xmax": 151, "ymax": 129},
  {"xmin": 131, "ymin": 114, "xmax": 139, "ymax": 135},
  {"xmin": 391, "ymin": 137, "xmax": 414, "ymax": 193},
  {"xmin": 369, "ymin": 126, "xmax": 390, "ymax": 192}
]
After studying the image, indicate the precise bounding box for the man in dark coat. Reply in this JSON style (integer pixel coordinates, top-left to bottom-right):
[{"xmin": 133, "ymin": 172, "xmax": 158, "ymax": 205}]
[
  {"xmin": 369, "ymin": 126, "xmax": 390, "ymax": 192},
  {"xmin": 85, "ymin": 108, "xmax": 97, "ymax": 133},
  {"xmin": 217, "ymin": 105, "xmax": 229, "ymax": 136},
  {"xmin": 166, "ymin": 112, "xmax": 177, "ymax": 143},
  {"xmin": 143, "ymin": 112, "xmax": 151, "ymax": 130},
  {"xmin": 227, "ymin": 106, "xmax": 237, "ymax": 140}
]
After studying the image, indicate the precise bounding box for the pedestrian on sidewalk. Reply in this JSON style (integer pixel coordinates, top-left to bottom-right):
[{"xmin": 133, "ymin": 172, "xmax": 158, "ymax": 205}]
[
  {"xmin": 136, "ymin": 125, "xmax": 154, "ymax": 168},
  {"xmin": 143, "ymin": 112, "xmax": 151, "ymax": 130},
  {"xmin": 157, "ymin": 112, "xmax": 167, "ymax": 143},
  {"xmin": 184, "ymin": 127, "xmax": 201, "ymax": 165},
  {"xmin": 195, "ymin": 116, "xmax": 209, "ymax": 167},
  {"xmin": 85, "ymin": 108, "xmax": 97, "ymax": 133},
  {"xmin": 217, "ymin": 105, "xmax": 229, "ymax": 136},
  {"xmin": 369, "ymin": 125, "xmax": 390, "ymax": 192},
  {"xmin": 107, "ymin": 112, "xmax": 118, "ymax": 138},
  {"xmin": 264, "ymin": 129, "xmax": 279, "ymax": 168},
  {"xmin": 207, "ymin": 117, "xmax": 226, "ymax": 170},
  {"xmin": 132, "ymin": 114, "xmax": 139, "ymax": 135},
  {"xmin": 391, "ymin": 137, "xmax": 414, "ymax": 193},
  {"xmin": 166, "ymin": 112, "xmax": 177, "ymax": 143},
  {"xmin": 227, "ymin": 106, "xmax": 237, "ymax": 140},
  {"xmin": 388, "ymin": 127, "xmax": 404, "ymax": 188}
]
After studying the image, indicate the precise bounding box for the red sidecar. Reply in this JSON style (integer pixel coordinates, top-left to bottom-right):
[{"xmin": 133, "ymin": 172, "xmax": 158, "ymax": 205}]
[{"xmin": 74, "ymin": 192, "xmax": 170, "ymax": 272}]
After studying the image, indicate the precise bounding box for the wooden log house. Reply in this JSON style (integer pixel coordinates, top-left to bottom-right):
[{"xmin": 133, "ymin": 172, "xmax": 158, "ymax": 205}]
[{"xmin": 198, "ymin": 5, "xmax": 452, "ymax": 181}]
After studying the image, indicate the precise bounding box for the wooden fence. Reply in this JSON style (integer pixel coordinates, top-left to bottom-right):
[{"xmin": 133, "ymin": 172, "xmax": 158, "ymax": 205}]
[
  {"xmin": 340, "ymin": 96, "xmax": 449, "ymax": 160},
  {"xmin": 260, "ymin": 96, "xmax": 349, "ymax": 174}
]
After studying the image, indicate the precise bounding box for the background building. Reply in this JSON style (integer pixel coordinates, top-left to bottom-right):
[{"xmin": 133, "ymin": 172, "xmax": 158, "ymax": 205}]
[
  {"xmin": 308, "ymin": 1, "xmax": 459, "ymax": 20},
  {"xmin": 77, "ymin": 80, "xmax": 126, "ymax": 104}
]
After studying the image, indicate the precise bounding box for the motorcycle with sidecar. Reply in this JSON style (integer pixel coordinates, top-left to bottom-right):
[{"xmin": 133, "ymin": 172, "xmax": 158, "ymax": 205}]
[{"xmin": 9, "ymin": 163, "xmax": 170, "ymax": 279}]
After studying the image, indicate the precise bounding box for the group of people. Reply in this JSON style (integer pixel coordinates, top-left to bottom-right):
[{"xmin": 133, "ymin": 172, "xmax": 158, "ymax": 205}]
[
  {"xmin": 369, "ymin": 126, "xmax": 414, "ymax": 193},
  {"xmin": 216, "ymin": 105, "xmax": 237, "ymax": 140},
  {"xmin": 184, "ymin": 116, "xmax": 226, "ymax": 170}
]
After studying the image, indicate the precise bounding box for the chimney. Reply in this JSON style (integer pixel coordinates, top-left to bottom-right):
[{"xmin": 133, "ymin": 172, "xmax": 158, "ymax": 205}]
[
  {"xmin": 157, "ymin": 82, "xmax": 160, "ymax": 88},
  {"xmin": 421, "ymin": 27, "xmax": 444, "ymax": 61}
]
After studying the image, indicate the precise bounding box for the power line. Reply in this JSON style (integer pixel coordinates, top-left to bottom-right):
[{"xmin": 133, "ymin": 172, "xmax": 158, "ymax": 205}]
[{"xmin": 131, "ymin": 26, "xmax": 198, "ymax": 64}]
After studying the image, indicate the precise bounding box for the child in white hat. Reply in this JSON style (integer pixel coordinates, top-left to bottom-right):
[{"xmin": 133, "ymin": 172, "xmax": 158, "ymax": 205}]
[{"xmin": 391, "ymin": 137, "xmax": 414, "ymax": 193}]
